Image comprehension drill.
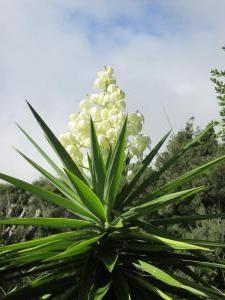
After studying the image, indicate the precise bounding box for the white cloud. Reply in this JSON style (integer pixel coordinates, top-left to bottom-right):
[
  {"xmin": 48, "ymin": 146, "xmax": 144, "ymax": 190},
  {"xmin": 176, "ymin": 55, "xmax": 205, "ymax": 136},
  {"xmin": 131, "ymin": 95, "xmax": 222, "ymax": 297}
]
[{"xmin": 0, "ymin": 0, "xmax": 224, "ymax": 182}]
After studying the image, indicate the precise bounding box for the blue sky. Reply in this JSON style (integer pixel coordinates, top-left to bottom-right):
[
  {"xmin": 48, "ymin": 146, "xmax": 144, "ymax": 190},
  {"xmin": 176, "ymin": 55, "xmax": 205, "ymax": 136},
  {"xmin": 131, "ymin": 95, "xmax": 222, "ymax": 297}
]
[
  {"xmin": 63, "ymin": 2, "xmax": 185, "ymax": 37},
  {"xmin": 0, "ymin": 0, "xmax": 225, "ymax": 181}
]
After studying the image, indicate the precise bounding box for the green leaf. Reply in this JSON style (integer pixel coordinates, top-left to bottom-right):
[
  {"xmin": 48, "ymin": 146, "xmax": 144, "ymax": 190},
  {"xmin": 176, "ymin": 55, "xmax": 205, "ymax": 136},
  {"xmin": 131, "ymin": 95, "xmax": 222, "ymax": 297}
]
[
  {"xmin": 0, "ymin": 230, "xmax": 93, "ymax": 252},
  {"xmin": 135, "ymin": 260, "xmax": 210, "ymax": 298},
  {"xmin": 87, "ymin": 153, "xmax": 96, "ymax": 189},
  {"xmin": 135, "ymin": 260, "xmax": 184, "ymax": 287},
  {"xmin": 117, "ymin": 131, "xmax": 170, "ymax": 208},
  {"xmin": 0, "ymin": 217, "xmax": 92, "ymax": 229},
  {"xmin": 180, "ymin": 239, "xmax": 225, "ymax": 248},
  {"xmin": 26, "ymin": 101, "xmax": 87, "ymax": 183},
  {"xmin": 65, "ymin": 169, "xmax": 106, "ymax": 224},
  {"xmin": 111, "ymin": 217, "xmax": 124, "ymax": 228},
  {"xmin": 123, "ymin": 186, "xmax": 205, "ymax": 219},
  {"xmin": 126, "ymin": 231, "xmax": 209, "ymax": 251},
  {"xmin": 78, "ymin": 254, "xmax": 96, "ymax": 300},
  {"xmin": 1, "ymin": 255, "xmax": 85, "ymax": 284},
  {"xmin": 172, "ymin": 272, "xmax": 225, "ymax": 299},
  {"xmin": 2, "ymin": 250, "xmax": 58, "ymax": 265},
  {"xmin": 15, "ymin": 148, "xmax": 81, "ymax": 204},
  {"xmin": 182, "ymin": 259, "xmax": 225, "ymax": 270},
  {"xmin": 101, "ymin": 250, "xmax": 118, "ymax": 272},
  {"xmin": 125, "ymin": 272, "xmax": 172, "ymax": 300},
  {"xmin": 125, "ymin": 124, "xmax": 213, "ymax": 204},
  {"xmin": 46, "ymin": 236, "xmax": 100, "ymax": 261},
  {"xmin": 0, "ymin": 173, "xmax": 97, "ymax": 222},
  {"xmin": 134, "ymin": 219, "xmax": 174, "ymax": 239},
  {"xmin": 93, "ymin": 281, "xmax": 111, "ymax": 300},
  {"xmin": 16, "ymin": 123, "xmax": 70, "ymax": 185},
  {"xmin": 150, "ymin": 155, "xmax": 225, "ymax": 200},
  {"xmin": 106, "ymin": 145, "xmax": 112, "ymax": 169},
  {"xmin": 90, "ymin": 117, "xmax": 106, "ymax": 198},
  {"xmin": 151, "ymin": 213, "xmax": 225, "ymax": 226},
  {"xmin": 1, "ymin": 240, "xmax": 83, "ymax": 265},
  {"xmin": 113, "ymin": 272, "xmax": 131, "ymax": 300},
  {"xmin": 104, "ymin": 117, "xmax": 127, "ymax": 222},
  {"xmin": 2, "ymin": 275, "xmax": 77, "ymax": 300}
]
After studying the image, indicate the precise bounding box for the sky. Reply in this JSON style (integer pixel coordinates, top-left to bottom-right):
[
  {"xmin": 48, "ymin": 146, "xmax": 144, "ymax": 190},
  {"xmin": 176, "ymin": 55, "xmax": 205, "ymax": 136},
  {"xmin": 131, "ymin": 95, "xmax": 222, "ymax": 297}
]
[{"xmin": 0, "ymin": 0, "xmax": 225, "ymax": 182}]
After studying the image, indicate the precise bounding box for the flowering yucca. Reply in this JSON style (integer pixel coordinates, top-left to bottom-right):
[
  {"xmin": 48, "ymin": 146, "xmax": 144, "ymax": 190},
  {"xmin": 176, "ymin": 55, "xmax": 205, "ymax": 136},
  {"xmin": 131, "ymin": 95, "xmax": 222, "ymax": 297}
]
[
  {"xmin": 59, "ymin": 66, "xmax": 150, "ymax": 177},
  {"xmin": 1, "ymin": 69, "xmax": 225, "ymax": 299}
]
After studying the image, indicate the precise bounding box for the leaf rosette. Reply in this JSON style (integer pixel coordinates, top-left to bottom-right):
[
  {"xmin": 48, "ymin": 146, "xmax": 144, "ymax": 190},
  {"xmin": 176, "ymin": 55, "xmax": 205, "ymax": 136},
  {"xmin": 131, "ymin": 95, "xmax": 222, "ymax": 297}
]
[{"xmin": 1, "ymin": 68, "xmax": 225, "ymax": 299}]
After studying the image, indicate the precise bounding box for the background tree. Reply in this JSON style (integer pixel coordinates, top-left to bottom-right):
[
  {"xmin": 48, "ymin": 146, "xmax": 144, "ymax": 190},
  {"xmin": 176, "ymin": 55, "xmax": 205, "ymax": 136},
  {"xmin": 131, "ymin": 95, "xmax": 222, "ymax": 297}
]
[
  {"xmin": 0, "ymin": 179, "xmax": 70, "ymax": 246},
  {"xmin": 210, "ymin": 47, "xmax": 225, "ymax": 141},
  {"xmin": 154, "ymin": 119, "xmax": 225, "ymax": 289}
]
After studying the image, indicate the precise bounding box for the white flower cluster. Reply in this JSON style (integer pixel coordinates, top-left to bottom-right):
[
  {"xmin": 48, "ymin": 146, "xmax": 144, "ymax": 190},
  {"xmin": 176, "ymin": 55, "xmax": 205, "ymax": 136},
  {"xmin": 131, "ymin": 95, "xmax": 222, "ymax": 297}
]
[{"xmin": 59, "ymin": 66, "xmax": 150, "ymax": 169}]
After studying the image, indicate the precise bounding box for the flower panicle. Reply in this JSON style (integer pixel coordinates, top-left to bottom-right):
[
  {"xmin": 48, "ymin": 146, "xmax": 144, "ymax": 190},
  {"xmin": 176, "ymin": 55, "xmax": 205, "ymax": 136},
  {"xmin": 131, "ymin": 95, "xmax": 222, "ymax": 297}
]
[{"xmin": 59, "ymin": 66, "xmax": 150, "ymax": 173}]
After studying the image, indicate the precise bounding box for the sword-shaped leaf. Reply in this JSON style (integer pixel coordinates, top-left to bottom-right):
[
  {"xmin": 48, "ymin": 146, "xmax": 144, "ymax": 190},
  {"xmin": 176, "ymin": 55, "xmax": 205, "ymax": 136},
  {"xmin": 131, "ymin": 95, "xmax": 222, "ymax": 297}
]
[
  {"xmin": 26, "ymin": 101, "xmax": 87, "ymax": 183},
  {"xmin": 46, "ymin": 236, "xmax": 100, "ymax": 261},
  {"xmin": 151, "ymin": 213, "xmax": 225, "ymax": 226},
  {"xmin": 116, "ymin": 131, "xmax": 170, "ymax": 208},
  {"xmin": 65, "ymin": 169, "xmax": 106, "ymax": 224},
  {"xmin": 16, "ymin": 124, "xmax": 70, "ymax": 185},
  {"xmin": 0, "ymin": 217, "xmax": 92, "ymax": 229},
  {"xmin": 15, "ymin": 148, "xmax": 81, "ymax": 204},
  {"xmin": 0, "ymin": 173, "xmax": 97, "ymax": 222},
  {"xmin": 125, "ymin": 231, "xmax": 209, "ymax": 251},
  {"xmin": 113, "ymin": 272, "xmax": 131, "ymax": 300},
  {"xmin": 180, "ymin": 239, "xmax": 225, "ymax": 248},
  {"xmin": 181, "ymin": 259, "xmax": 225, "ymax": 270},
  {"xmin": 104, "ymin": 117, "xmax": 127, "ymax": 222},
  {"xmin": 93, "ymin": 281, "xmax": 111, "ymax": 300},
  {"xmin": 150, "ymin": 155, "xmax": 225, "ymax": 200},
  {"xmin": 123, "ymin": 186, "xmax": 205, "ymax": 219},
  {"xmin": 87, "ymin": 153, "xmax": 96, "ymax": 189},
  {"xmin": 2, "ymin": 275, "xmax": 77, "ymax": 300},
  {"xmin": 106, "ymin": 145, "xmax": 112, "ymax": 169},
  {"xmin": 90, "ymin": 117, "xmax": 106, "ymax": 198},
  {"xmin": 134, "ymin": 260, "xmax": 211, "ymax": 298},
  {"xmin": 78, "ymin": 254, "xmax": 97, "ymax": 300},
  {"xmin": 101, "ymin": 250, "xmax": 118, "ymax": 272},
  {"xmin": 125, "ymin": 124, "xmax": 213, "ymax": 205},
  {"xmin": 0, "ymin": 230, "xmax": 93, "ymax": 252},
  {"xmin": 172, "ymin": 272, "xmax": 225, "ymax": 299},
  {"xmin": 125, "ymin": 272, "xmax": 172, "ymax": 300}
]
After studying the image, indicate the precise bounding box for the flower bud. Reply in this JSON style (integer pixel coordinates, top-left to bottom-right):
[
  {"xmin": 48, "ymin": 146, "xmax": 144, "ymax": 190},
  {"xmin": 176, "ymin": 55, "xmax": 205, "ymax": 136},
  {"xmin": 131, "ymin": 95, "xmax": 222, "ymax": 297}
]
[
  {"xmin": 80, "ymin": 97, "xmax": 90, "ymax": 110},
  {"xmin": 106, "ymin": 66, "xmax": 113, "ymax": 75},
  {"xmin": 107, "ymin": 84, "xmax": 117, "ymax": 93},
  {"xmin": 116, "ymin": 89, "xmax": 125, "ymax": 100},
  {"xmin": 116, "ymin": 100, "xmax": 126, "ymax": 110},
  {"xmin": 90, "ymin": 93, "xmax": 98, "ymax": 103},
  {"xmin": 59, "ymin": 132, "xmax": 74, "ymax": 147},
  {"xmin": 106, "ymin": 128, "xmax": 115, "ymax": 140},
  {"xmin": 98, "ymin": 134, "xmax": 109, "ymax": 149},
  {"xmin": 69, "ymin": 113, "xmax": 79, "ymax": 122},
  {"xmin": 134, "ymin": 135, "xmax": 150, "ymax": 153},
  {"xmin": 129, "ymin": 145, "xmax": 139, "ymax": 157},
  {"xmin": 94, "ymin": 78, "xmax": 101, "ymax": 89},
  {"xmin": 100, "ymin": 108, "xmax": 109, "ymax": 120},
  {"xmin": 90, "ymin": 106, "xmax": 101, "ymax": 121}
]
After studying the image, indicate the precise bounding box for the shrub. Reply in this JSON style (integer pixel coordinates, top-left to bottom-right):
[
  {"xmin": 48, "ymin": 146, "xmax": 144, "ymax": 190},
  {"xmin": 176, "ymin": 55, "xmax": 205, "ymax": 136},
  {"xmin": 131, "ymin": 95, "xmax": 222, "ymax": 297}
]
[{"xmin": 1, "ymin": 68, "xmax": 225, "ymax": 299}]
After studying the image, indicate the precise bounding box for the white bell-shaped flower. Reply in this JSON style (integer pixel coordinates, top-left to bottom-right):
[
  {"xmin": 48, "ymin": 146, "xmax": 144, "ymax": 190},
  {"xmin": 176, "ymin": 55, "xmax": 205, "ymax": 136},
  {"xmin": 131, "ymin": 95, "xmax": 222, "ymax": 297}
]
[{"xmin": 59, "ymin": 65, "xmax": 150, "ymax": 174}]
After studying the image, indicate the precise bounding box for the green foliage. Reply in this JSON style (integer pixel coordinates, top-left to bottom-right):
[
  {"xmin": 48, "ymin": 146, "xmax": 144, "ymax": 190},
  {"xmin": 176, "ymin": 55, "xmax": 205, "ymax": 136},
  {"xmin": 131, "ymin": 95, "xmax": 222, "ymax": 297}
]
[
  {"xmin": 154, "ymin": 119, "xmax": 225, "ymax": 290},
  {"xmin": 155, "ymin": 119, "xmax": 225, "ymax": 216},
  {"xmin": 0, "ymin": 180, "xmax": 72, "ymax": 296},
  {"xmin": 1, "ymin": 104, "xmax": 225, "ymax": 299},
  {"xmin": 211, "ymin": 67, "xmax": 225, "ymax": 141},
  {"xmin": 0, "ymin": 180, "xmax": 69, "ymax": 245}
]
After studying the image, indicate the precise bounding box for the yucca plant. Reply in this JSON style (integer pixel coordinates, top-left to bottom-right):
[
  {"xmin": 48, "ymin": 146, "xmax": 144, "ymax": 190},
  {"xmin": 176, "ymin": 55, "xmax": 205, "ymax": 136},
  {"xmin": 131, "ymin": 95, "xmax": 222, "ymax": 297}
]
[{"xmin": 1, "ymin": 102, "xmax": 225, "ymax": 299}]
